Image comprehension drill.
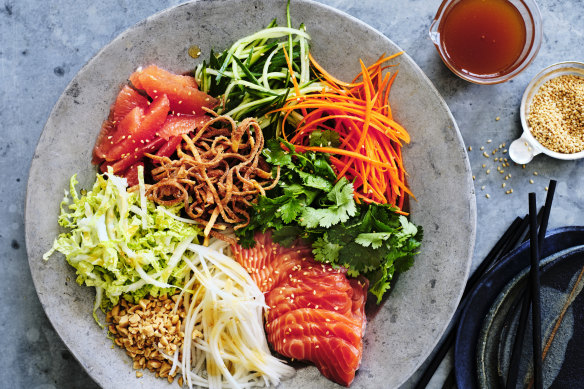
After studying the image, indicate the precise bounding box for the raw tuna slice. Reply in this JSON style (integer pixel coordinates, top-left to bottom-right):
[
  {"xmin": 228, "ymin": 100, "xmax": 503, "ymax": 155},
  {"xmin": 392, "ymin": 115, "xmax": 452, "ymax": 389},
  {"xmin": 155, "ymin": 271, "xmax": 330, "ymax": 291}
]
[{"xmin": 232, "ymin": 231, "xmax": 368, "ymax": 387}]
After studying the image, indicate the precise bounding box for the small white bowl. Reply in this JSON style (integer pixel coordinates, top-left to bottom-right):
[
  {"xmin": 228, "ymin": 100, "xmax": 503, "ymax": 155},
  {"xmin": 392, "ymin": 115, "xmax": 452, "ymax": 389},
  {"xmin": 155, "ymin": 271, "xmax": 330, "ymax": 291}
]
[{"xmin": 509, "ymin": 61, "xmax": 584, "ymax": 164}]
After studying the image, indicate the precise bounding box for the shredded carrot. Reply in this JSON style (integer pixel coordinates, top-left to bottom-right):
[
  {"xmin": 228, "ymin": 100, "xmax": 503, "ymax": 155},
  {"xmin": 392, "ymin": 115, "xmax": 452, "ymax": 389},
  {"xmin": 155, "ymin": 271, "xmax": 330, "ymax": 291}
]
[{"xmin": 278, "ymin": 52, "xmax": 413, "ymax": 209}]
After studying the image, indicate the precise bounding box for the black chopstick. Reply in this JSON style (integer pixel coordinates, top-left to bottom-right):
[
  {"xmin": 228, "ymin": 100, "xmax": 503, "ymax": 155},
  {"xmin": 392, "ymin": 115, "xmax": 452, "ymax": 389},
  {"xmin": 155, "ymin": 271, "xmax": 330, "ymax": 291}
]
[
  {"xmin": 414, "ymin": 215, "xmax": 529, "ymax": 389},
  {"xmin": 538, "ymin": 180, "xmax": 557, "ymax": 249},
  {"xmin": 528, "ymin": 193, "xmax": 544, "ymax": 389},
  {"xmin": 505, "ymin": 287, "xmax": 531, "ymax": 388},
  {"xmin": 463, "ymin": 216, "xmax": 523, "ymax": 298},
  {"xmin": 506, "ymin": 180, "xmax": 556, "ymax": 388}
]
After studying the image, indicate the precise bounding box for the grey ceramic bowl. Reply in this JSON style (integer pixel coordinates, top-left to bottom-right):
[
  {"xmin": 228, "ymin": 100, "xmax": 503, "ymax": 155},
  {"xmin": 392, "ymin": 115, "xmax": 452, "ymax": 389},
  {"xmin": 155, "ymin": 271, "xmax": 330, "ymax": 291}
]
[{"xmin": 25, "ymin": 1, "xmax": 476, "ymax": 388}]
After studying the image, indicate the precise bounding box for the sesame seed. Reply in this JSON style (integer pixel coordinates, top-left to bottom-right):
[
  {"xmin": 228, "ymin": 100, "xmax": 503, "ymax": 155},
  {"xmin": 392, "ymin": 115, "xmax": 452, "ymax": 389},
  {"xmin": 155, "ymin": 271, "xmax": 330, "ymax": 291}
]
[
  {"xmin": 486, "ymin": 169, "xmax": 491, "ymax": 174},
  {"xmin": 468, "ymin": 146, "xmax": 472, "ymax": 151},
  {"xmin": 533, "ymin": 171, "xmax": 538, "ymax": 176},
  {"xmin": 483, "ymin": 152, "xmax": 490, "ymax": 158},
  {"xmin": 473, "ymin": 175, "xmax": 476, "ymax": 180},
  {"xmin": 545, "ymin": 186, "xmax": 549, "ymax": 191},
  {"xmin": 486, "ymin": 194, "xmax": 490, "ymax": 199},
  {"xmin": 528, "ymin": 74, "xmax": 584, "ymax": 153},
  {"xmin": 482, "ymin": 164, "xmax": 486, "ymax": 168},
  {"xmin": 487, "ymin": 139, "xmax": 492, "ymax": 143},
  {"xmin": 502, "ymin": 183, "xmax": 506, "ymax": 188},
  {"xmin": 530, "ymin": 179, "xmax": 534, "ymax": 184},
  {"xmin": 496, "ymin": 116, "xmax": 500, "ymax": 121},
  {"xmin": 481, "ymin": 185, "xmax": 485, "ymax": 190},
  {"xmin": 480, "ymin": 146, "xmax": 485, "ymax": 150}
]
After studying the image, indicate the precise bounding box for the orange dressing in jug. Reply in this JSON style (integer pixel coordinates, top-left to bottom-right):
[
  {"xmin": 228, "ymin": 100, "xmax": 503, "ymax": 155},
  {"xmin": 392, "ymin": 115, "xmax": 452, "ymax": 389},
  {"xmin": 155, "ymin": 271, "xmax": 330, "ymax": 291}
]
[{"xmin": 439, "ymin": 0, "xmax": 527, "ymax": 76}]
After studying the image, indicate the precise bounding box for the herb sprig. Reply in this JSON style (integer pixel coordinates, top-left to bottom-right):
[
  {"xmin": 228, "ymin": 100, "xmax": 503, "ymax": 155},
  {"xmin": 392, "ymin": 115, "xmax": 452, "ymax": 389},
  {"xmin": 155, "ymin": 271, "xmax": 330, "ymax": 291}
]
[{"xmin": 236, "ymin": 140, "xmax": 422, "ymax": 302}]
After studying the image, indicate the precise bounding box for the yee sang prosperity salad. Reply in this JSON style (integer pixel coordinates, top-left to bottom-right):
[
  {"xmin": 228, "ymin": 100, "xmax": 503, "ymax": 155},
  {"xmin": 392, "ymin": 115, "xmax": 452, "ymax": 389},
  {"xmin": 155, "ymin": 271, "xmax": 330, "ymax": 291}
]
[{"xmin": 44, "ymin": 3, "xmax": 423, "ymax": 388}]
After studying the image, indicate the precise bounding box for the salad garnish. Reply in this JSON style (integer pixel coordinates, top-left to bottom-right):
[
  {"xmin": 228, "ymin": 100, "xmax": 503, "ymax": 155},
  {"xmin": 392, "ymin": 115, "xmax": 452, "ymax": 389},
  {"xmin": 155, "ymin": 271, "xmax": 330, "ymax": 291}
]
[{"xmin": 45, "ymin": 0, "xmax": 424, "ymax": 386}]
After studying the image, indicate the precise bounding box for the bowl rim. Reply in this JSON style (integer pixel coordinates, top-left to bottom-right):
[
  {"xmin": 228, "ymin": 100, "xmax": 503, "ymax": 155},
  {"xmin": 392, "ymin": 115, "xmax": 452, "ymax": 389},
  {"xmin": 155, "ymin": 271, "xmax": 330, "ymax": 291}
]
[
  {"xmin": 519, "ymin": 60, "xmax": 584, "ymax": 160},
  {"xmin": 25, "ymin": 1, "xmax": 477, "ymax": 388}
]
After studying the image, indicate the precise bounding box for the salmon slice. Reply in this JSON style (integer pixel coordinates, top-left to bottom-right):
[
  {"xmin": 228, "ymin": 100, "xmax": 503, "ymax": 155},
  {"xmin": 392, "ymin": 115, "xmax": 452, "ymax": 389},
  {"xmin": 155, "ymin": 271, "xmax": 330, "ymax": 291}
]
[
  {"xmin": 232, "ymin": 235, "xmax": 312, "ymax": 293},
  {"xmin": 232, "ymin": 231, "xmax": 368, "ymax": 387}
]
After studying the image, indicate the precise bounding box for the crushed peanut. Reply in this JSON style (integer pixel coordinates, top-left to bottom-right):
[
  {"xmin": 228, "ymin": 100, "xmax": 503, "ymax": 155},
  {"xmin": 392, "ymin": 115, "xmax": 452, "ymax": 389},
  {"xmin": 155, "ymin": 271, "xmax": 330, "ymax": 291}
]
[
  {"xmin": 107, "ymin": 295, "xmax": 185, "ymax": 383},
  {"xmin": 528, "ymin": 74, "xmax": 584, "ymax": 153}
]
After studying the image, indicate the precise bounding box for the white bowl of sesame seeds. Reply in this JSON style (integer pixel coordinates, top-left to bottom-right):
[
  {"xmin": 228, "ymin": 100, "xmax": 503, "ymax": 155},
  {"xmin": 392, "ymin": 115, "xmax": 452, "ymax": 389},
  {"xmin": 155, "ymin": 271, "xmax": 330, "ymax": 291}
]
[{"xmin": 510, "ymin": 61, "xmax": 584, "ymax": 164}]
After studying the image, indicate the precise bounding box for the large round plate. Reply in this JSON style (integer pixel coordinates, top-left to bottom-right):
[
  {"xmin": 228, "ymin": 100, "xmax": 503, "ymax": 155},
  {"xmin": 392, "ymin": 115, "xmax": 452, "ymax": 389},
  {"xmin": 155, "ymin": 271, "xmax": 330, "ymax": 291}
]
[
  {"xmin": 455, "ymin": 226, "xmax": 584, "ymax": 388},
  {"xmin": 25, "ymin": 1, "xmax": 476, "ymax": 388}
]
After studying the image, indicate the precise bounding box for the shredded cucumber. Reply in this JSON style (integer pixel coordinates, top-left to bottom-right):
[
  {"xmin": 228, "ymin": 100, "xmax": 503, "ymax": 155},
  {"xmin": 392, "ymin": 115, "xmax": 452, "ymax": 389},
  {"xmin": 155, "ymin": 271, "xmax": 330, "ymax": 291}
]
[{"xmin": 194, "ymin": 3, "xmax": 325, "ymax": 138}]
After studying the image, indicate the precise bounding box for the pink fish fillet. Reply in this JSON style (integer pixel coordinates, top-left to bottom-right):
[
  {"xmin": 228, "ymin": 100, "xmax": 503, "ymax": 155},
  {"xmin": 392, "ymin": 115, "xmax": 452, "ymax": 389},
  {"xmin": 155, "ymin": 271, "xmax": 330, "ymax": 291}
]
[{"xmin": 232, "ymin": 231, "xmax": 368, "ymax": 386}]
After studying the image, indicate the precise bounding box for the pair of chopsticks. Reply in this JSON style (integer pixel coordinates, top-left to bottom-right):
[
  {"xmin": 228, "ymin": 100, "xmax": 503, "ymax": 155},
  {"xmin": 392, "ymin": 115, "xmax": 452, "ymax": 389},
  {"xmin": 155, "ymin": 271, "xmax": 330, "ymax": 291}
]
[
  {"xmin": 506, "ymin": 180, "xmax": 557, "ymax": 389},
  {"xmin": 415, "ymin": 179, "xmax": 556, "ymax": 389}
]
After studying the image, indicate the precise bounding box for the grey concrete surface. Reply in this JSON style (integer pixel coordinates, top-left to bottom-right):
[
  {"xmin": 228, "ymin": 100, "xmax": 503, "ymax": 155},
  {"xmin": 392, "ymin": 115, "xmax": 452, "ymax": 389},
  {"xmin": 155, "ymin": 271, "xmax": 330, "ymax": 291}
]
[{"xmin": 1, "ymin": 0, "xmax": 583, "ymax": 388}]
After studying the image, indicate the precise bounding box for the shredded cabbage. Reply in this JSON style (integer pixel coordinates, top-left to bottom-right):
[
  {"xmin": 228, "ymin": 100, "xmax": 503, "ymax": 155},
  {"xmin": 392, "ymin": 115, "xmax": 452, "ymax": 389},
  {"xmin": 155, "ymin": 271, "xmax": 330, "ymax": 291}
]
[{"xmin": 43, "ymin": 167, "xmax": 201, "ymax": 317}]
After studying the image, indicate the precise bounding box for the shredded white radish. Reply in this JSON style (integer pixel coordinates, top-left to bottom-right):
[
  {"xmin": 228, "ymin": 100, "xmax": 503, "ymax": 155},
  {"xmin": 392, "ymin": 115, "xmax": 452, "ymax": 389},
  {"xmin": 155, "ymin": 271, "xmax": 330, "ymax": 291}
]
[{"xmin": 166, "ymin": 238, "xmax": 295, "ymax": 389}]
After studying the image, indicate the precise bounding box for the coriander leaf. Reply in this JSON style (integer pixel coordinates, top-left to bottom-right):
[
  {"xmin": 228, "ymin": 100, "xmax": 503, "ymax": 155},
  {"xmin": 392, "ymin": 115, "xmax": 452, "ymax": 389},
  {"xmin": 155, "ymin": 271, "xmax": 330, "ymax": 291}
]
[
  {"xmin": 312, "ymin": 157, "xmax": 337, "ymax": 182},
  {"xmin": 399, "ymin": 215, "xmax": 419, "ymax": 236},
  {"xmin": 263, "ymin": 138, "xmax": 292, "ymax": 166},
  {"xmin": 394, "ymin": 254, "xmax": 415, "ymax": 273},
  {"xmin": 355, "ymin": 232, "xmax": 392, "ymax": 249},
  {"xmin": 312, "ymin": 235, "xmax": 342, "ymax": 265},
  {"xmin": 300, "ymin": 207, "xmax": 339, "ymax": 229},
  {"xmin": 296, "ymin": 169, "xmax": 333, "ymax": 191},
  {"xmin": 281, "ymin": 184, "xmax": 320, "ymax": 205},
  {"xmin": 272, "ymin": 225, "xmax": 304, "ymax": 247},
  {"xmin": 326, "ymin": 222, "xmax": 360, "ymax": 244},
  {"xmin": 367, "ymin": 261, "xmax": 395, "ymax": 303},
  {"xmin": 326, "ymin": 177, "xmax": 357, "ymax": 219},
  {"xmin": 235, "ymin": 231, "xmax": 257, "ymax": 249},
  {"xmin": 309, "ymin": 129, "xmax": 341, "ymax": 148},
  {"xmin": 280, "ymin": 197, "xmax": 303, "ymax": 223},
  {"xmin": 337, "ymin": 241, "xmax": 388, "ymax": 274}
]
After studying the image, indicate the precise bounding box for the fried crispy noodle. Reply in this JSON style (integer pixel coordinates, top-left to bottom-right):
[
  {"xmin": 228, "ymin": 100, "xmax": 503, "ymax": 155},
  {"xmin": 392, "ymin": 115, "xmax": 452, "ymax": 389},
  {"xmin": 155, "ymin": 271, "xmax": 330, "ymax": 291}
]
[{"xmin": 145, "ymin": 115, "xmax": 280, "ymax": 243}]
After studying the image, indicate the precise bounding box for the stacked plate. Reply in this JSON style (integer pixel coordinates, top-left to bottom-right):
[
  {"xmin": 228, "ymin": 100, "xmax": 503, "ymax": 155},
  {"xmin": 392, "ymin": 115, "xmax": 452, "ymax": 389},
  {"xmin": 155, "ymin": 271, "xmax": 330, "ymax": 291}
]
[{"xmin": 455, "ymin": 227, "xmax": 584, "ymax": 388}]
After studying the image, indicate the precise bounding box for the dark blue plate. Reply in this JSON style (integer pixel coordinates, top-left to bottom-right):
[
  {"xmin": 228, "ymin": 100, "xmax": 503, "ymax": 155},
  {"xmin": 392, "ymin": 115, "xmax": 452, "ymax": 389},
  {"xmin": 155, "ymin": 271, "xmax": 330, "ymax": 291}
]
[{"xmin": 455, "ymin": 226, "xmax": 584, "ymax": 389}]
